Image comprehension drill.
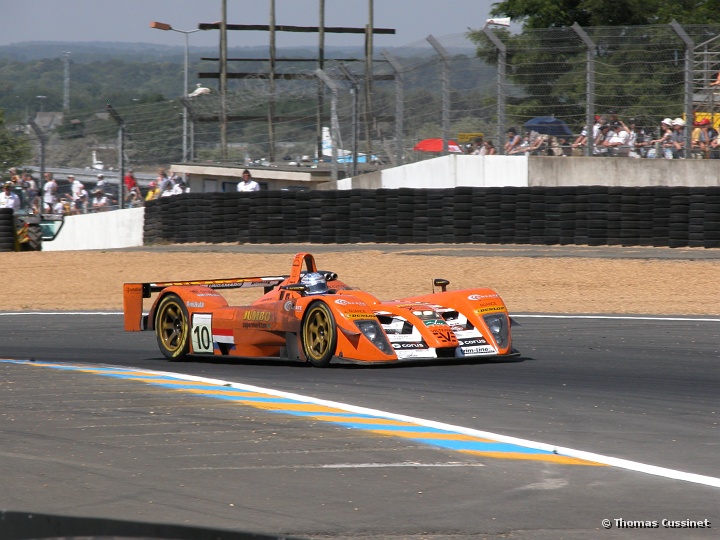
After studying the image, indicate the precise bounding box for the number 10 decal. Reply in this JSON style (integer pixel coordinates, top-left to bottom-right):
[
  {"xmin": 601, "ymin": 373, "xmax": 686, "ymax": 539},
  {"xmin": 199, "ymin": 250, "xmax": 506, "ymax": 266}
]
[{"xmin": 191, "ymin": 313, "xmax": 213, "ymax": 354}]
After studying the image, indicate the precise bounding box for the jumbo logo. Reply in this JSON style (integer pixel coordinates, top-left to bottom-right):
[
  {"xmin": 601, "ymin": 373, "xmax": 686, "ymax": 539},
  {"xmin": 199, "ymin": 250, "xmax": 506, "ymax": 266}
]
[{"xmin": 243, "ymin": 310, "xmax": 271, "ymax": 321}]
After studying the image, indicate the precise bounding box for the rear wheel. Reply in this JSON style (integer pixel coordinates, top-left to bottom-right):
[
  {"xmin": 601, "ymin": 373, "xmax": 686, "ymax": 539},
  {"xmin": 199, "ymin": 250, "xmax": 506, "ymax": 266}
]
[
  {"xmin": 155, "ymin": 294, "xmax": 190, "ymax": 360},
  {"xmin": 301, "ymin": 302, "xmax": 337, "ymax": 367},
  {"xmin": 19, "ymin": 223, "xmax": 42, "ymax": 251}
]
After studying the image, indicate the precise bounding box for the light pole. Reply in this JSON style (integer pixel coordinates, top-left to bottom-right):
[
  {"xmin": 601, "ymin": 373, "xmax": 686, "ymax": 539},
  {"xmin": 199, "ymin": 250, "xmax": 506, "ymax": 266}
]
[{"xmin": 150, "ymin": 21, "xmax": 200, "ymax": 163}]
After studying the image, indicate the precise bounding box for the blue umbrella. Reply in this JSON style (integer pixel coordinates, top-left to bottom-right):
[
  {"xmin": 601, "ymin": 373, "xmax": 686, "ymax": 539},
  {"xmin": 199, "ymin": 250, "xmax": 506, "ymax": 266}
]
[{"xmin": 524, "ymin": 117, "xmax": 573, "ymax": 138}]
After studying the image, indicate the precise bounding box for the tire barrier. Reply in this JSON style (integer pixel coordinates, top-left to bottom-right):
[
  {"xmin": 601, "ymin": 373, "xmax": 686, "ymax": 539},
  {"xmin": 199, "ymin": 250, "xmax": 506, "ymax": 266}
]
[
  {"xmin": 143, "ymin": 187, "xmax": 720, "ymax": 249},
  {"xmin": 0, "ymin": 208, "xmax": 15, "ymax": 252}
]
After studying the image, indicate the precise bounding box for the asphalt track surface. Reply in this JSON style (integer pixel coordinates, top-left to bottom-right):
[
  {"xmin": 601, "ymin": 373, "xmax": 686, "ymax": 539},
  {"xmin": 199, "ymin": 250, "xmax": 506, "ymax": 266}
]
[{"xmin": 2, "ymin": 307, "xmax": 719, "ymax": 539}]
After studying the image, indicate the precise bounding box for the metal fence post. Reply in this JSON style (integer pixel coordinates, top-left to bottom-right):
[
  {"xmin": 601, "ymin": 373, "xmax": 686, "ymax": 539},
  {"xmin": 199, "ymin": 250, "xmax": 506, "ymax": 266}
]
[
  {"xmin": 315, "ymin": 69, "xmax": 339, "ymax": 182},
  {"xmin": 107, "ymin": 104, "xmax": 125, "ymax": 209},
  {"xmin": 427, "ymin": 35, "xmax": 450, "ymax": 155},
  {"xmin": 671, "ymin": 20, "xmax": 695, "ymax": 160},
  {"xmin": 483, "ymin": 27, "xmax": 506, "ymax": 155},
  {"xmin": 382, "ymin": 51, "xmax": 405, "ymax": 166},
  {"xmin": 573, "ymin": 23, "xmax": 596, "ymax": 157}
]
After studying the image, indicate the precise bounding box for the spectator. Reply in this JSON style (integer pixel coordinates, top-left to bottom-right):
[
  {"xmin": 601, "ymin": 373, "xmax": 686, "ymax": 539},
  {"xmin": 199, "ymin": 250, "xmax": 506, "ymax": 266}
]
[
  {"xmin": 16, "ymin": 171, "xmax": 39, "ymax": 210},
  {"xmin": 471, "ymin": 136, "xmax": 486, "ymax": 155},
  {"xmin": 96, "ymin": 173, "xmax": 106, "ymax": 189},
  {"xmin": 625, "ymin": 118, "xmax": 647, "ymax": 158},
  {"xmin": 525, "ymin": 132, "xmax": 549, "ymax": 155},
  {"xmin": 157, "ymin": 168, "xmax": 172, "ymax": 193},
  {"xmin": 53, "ymin": 196, "xmax": 67, "ymax": 215},
  {"xmin": 171, "ymin": 181, "xmax": 189, "ymax": 195},
  {"xmin": 237, "ymin": 169, "xmax": 260, "ymax": 192},
  {"xmin": 145, "ymin": 181, "xmax": 160, "ymax": 201},
  {"xmin": 124, "ymin": 168, "xmax": 137, "ymax": 193},
  {"xmin": 572, "ymin": 115, "xmax": 603, "ymax": 155},
  {"xmin": 594, "ymin": 124, "xmax": 612, "ymax": 156},
  {"xmin": 647, "ymin": 118, "xmax": 673, "ymax": 158},
  {"xmin": 91, "ymin": 188, "xmax": 109, "ymax": 211},
  {"xmin": 667, "ymin": 118, "xmax": 686, "ymax": 159},
  {"xmin": 68, "ymin": 175, "xmax": 83, "ymax": 205},
  {"xmin": 0, "ymin": 182, "xmax": 21, "ymax": 211},
  {"xmin": 605, "ymin": 120, "xmax": 630, "ymax": 156},
  {"xmin": 42, "ymin": 172, "xmax": 57, "ymax": 212},
  {"xmin": 504, "ymin": 127, "xmax": 522, "ymax": 155},
  {"xmin": 70, "ymin": 183, "xmax": 88, "ymax": 214},
  {"xmin": 8, "ymin": 167, "xmax": 21, "ymax": 185},
  {"xmin": 705, "ymin": 121, "xmax": 720, "ymax": 159},
  {"xmin": 692, "ymin": 118, "xmax": 716, "ymax": 158},
  {"xmin": 484, "ymin": 140, "xmax": 497, "ymax": 155}
]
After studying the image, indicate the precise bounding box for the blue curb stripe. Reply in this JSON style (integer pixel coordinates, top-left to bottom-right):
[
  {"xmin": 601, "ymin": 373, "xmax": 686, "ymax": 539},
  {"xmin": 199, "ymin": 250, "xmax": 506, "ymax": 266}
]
[
  {"xmin": 412, "ymin": 438, "xmax": 552, "ymax": 454},
  {"xmin": 3, "ymin": 360, "xmax": 594, "ymax": 465}
]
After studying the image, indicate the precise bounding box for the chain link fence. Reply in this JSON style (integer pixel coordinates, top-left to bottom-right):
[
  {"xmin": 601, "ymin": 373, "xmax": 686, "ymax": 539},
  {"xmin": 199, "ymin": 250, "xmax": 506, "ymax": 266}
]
[{"xmin": 32, "ymin": 23, "xmax": 720, "ymax": 176}]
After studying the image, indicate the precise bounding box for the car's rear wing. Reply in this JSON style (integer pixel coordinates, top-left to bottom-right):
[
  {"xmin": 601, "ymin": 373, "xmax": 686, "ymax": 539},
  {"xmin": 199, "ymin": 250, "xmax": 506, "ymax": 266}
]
[{"xmin": 123, "ymin": 275, "xmax": 287, "ymax": 331}]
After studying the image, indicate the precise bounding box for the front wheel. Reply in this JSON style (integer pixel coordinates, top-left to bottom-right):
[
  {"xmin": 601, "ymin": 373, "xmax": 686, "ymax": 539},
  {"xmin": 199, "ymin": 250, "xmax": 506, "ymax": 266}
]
[
  {"xmin": 301, "ymin": 302, "xmax": 337, "ymax": 367},
  {"xmin": 155, "ymin": 294, "xmax": 190, "ymax": 360}
]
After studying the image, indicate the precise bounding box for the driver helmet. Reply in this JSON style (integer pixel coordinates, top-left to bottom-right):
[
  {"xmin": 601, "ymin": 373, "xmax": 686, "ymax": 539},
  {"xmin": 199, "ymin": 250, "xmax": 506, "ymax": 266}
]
[{"xmin": 301, "ymin": 272, "xmax": 328, "ymax": 295}]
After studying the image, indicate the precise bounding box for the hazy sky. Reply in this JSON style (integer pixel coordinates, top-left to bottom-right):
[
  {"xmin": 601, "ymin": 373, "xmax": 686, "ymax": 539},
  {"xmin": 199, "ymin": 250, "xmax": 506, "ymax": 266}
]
[{"xmin": 2, "ymin": 0, "xmax": 499, "ymax": 49}]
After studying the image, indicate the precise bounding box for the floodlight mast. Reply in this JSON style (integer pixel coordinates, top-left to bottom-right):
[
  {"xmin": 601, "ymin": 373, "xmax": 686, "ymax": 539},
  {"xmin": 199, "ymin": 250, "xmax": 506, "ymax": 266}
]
[{"xmin": 150, "ymin": 21, "xmax": 201, "ymax": 163}]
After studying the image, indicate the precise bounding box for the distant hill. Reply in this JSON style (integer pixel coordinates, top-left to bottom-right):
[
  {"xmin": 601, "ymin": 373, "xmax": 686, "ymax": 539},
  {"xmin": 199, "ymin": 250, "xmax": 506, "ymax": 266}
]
[{"xmin": 0, "ymin": 41, "xmax": 377, "ymax": 63}]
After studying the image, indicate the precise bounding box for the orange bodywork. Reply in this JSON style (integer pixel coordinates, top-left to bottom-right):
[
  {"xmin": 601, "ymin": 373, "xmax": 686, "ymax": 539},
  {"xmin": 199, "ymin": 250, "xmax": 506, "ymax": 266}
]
[{"xmin": 123, "ymin": 252, "xmax": 517, "ymax": 365}]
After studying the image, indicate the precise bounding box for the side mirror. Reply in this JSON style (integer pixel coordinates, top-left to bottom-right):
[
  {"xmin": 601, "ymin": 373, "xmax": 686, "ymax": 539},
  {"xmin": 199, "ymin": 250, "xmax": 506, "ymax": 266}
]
[
  {"xmin": 281, "ymin": 284, "xmax": 307, "ymax": 294},
  {"xmin": 433, "ymin": 278, "xmax": 450, "ymax": 292}
]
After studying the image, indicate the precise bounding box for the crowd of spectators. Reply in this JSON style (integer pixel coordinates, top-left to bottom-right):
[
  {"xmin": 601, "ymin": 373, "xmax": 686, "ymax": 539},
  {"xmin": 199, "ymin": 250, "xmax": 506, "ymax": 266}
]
[
  {"xmin": 503, "ymin": 111, "xmax": 720, "ymax": 159},
  {"xmin": 0, "ymin": 166, "xmax": 195, "ymax": 216}
]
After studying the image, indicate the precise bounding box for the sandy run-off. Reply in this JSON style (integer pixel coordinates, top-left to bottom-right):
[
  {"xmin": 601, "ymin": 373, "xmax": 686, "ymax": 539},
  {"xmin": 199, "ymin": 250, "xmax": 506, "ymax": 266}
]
[{"xmin": 2, "ymin": 247, "xmax": 718, "ymax": 315}]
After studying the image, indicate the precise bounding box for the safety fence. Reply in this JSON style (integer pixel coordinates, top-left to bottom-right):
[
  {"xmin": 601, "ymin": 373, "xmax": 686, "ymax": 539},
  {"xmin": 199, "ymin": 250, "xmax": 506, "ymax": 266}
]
[{"xmin": 144, "ymin": 187, "xmax": 720, "ymax": 249}]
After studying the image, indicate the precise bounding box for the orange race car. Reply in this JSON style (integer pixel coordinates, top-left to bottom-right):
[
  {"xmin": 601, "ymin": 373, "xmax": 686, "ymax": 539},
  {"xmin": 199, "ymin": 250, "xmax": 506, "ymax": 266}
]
[{"xmin": 123, "ymin": 252, "xmax": 519, "ymax": 366}]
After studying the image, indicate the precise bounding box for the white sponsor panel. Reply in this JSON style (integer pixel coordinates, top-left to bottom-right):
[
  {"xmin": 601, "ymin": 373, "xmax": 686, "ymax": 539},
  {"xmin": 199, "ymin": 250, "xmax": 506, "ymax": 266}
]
[
  {"xmin": 395, "ymin": 348, "xmax": 438, "ymax": 360},
  {"xmin": 459, "ymin": 345, "xmax": 497, "ymax": 356},
  {"xmin": 191, "ymin": 313, "xmax": 214, "ymax": 354},
  {"xmin": 387, "ymin": 334, "xmax": 423, "ymax": 343},
  {"xmin": 383, "ymin": 320, "xmax": 405, "ymax": 333},
  {"xmin": 453, "ymin": 329, "xmax": 482, "ymax": 339}
]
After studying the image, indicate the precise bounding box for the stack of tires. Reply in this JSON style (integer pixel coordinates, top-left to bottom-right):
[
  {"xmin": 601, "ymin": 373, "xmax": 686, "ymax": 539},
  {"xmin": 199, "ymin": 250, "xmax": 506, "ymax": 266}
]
[{"xmin": 0, "ymin": 208, "xmax": 14, "ymax": 251}]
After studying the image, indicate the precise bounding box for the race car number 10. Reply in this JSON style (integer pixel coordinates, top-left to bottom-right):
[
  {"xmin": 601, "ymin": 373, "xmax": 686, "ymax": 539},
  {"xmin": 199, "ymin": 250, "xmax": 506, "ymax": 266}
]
[{"xmin": 192, "ymin": 314, "xmax": 213, "ymax": 353}]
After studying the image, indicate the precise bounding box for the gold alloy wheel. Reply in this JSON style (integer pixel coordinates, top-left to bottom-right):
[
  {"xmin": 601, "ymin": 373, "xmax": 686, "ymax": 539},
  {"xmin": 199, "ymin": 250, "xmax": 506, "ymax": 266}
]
[
  {"xmin": 302, "ymin": 302, "xmax": 336, "ymax": 367},
  {"xmin": 155, "ymin": 294, "xmax": 190, "ymax": 360}
]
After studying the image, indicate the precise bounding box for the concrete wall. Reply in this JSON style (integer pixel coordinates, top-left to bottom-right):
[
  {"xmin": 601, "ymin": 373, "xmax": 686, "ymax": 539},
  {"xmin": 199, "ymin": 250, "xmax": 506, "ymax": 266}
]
[
  {"xmin": 528, "ymin": 156, "xmax": 720, "ymax": 187},
  {"xmin": 44, "ymin": 207, "xmax": 144, "ymax": 252},
  {"xmin": 323, "ymin": 154, "xmax": 720, "ymax": 190},
  {"xmin": 324, "ymin": 155, "xmax": 529, "ymax": 190}
]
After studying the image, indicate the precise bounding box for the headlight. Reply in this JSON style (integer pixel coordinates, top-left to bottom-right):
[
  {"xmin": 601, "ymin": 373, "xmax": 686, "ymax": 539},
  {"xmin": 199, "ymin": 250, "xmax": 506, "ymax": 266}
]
[
  {"xmin": 354, "ymin": 319, "xmax": 393, "ymax": 355},
  {"xmin": 483, "ymin": 313, "xmax": 509, "ymax": 348}
]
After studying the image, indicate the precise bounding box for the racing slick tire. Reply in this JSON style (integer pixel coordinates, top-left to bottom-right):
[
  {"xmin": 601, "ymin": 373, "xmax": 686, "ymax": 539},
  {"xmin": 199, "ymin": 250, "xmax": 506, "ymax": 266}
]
[
  {"xmin": 19, "ymin": 222, "xmax": 42, "ymax": 251},
  {"xmin": 155, "ymin": 293, "xmax": 191, "ymax": 361},
  {"xmin": 301, "ymin": 301, "xmax": 337, "ymax": 367}
]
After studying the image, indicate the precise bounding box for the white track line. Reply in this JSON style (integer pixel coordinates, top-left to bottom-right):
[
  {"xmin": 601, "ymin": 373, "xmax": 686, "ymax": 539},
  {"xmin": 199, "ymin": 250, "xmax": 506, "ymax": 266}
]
[{"xmin": 90, "ymin": 365, "xmax": 720, "ymax": 489}]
